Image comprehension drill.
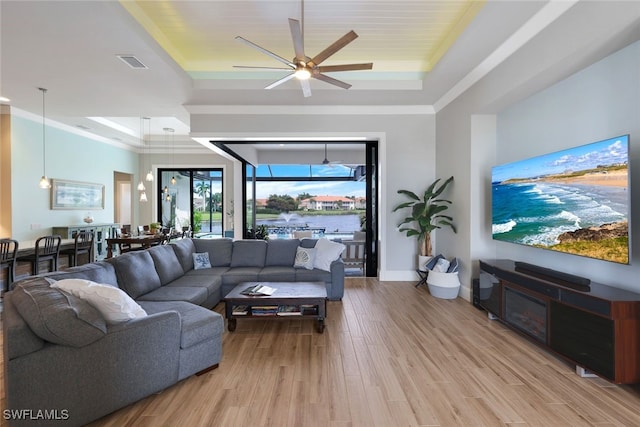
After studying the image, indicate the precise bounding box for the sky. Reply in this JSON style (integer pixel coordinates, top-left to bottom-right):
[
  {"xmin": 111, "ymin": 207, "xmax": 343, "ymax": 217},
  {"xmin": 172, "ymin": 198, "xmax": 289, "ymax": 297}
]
[
  {"xmin": 255, "ymin": 164, "xmax": 366, "ymax": 199},
  {"xmin": 492, "ymin": 135, "xmax": 629, "ymax": 183}
]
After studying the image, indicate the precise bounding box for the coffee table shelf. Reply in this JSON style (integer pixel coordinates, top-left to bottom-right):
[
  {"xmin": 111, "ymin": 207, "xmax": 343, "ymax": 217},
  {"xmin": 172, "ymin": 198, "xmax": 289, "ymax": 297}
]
[{"xmin": 224, "ymin": 281, "xmax": 327, "ymax": 333}]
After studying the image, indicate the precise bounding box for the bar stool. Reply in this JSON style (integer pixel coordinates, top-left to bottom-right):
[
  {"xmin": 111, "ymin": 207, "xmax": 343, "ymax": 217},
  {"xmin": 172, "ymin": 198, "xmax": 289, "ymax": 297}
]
[
  {"xmin": 60, "ymin": 231, "xmax": 94, "ymax": 267},
  {"xmin": 19, "ymin": 235, "xmax": 62, "ymax": 275},
  {"xmin": 0, "ymin": 238, "xmax": 19, "ymax": 293}
]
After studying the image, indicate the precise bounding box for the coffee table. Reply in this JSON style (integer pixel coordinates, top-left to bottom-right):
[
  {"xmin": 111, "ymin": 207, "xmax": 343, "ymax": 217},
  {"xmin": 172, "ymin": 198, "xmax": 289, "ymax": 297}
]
[{"xmin": 224, "ymin": 281, "xmax": 327, "ymax": 333}]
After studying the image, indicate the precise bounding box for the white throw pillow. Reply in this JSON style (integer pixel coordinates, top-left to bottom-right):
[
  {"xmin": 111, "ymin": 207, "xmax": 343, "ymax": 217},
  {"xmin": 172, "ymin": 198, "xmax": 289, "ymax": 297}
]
[
  {"xmin": 432, "ymin": 258, "xmax": 451, "ymax": 273},
  {"xmin": 294, "ymin": 247, "xmax": 316, "ymax": 270},
  {"xmin": 192, "ymin": 252, "xmax": 211, "ymax": 270},
  {"xmin": 313, "ymin": 238, "xmax": 346, "ymax": 272},
  {"xmin": 49, "ymin": 278, "xmax": 147, "ymax": 325}
]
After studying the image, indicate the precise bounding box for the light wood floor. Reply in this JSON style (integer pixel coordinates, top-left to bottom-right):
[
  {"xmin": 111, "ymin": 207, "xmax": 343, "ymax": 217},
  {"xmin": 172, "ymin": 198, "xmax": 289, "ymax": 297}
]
[{"xmin": 4, "ymin": 278, "xmax": 640, "ymax": 426}]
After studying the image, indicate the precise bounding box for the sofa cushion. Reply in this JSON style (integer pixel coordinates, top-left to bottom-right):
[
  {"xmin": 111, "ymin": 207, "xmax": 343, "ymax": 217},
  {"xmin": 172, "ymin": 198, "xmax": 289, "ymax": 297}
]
[
  {"xmin": 265, "ymin": 239, "xmax": 300, "ymax": 266},
  {"xmin": 148, "ymin": 244, "xmax": 185, "ymax": 284},
  {"xmin": 258, "ymin": 266, "xmax": 297, "ymax": 282},
  {"xmin": 136, "ymin": 286, "xmax": 208, "ymax": 305},
  {"xmin": 45, "ymin": 261, "xmax": 119, "ymax": 287},
  {"xmin": 137, "ymin": 301, "xmax": 223, "ymax": 349},
  {"xmin": 230, "ymin": 240, "xmax": 267, "ymax": 267},
  {"xmin": 168, "ymin": 273, "xmax": 222, "ymax": 299},
  {"xmin": 110, "ymin": 251, "xmax": 162, "ymax": 299},
  {"xmin": 48, "ymin": 278, "xmax": 147, "ymax": 325},
  {"xmin": 193, "ymin": 238, "xmax": 233, "ymax": 267},
  {"xmin": 11, "ymin": 278, "xmax": 107, "ymax": 347},
  {"xmin": 171, "ymin": 238, "xmax": 196, "ymax": 271},
  {"xmin": 295, "ymin": 268, "xmax": 332, "ymax": 283},
  {"xmin": 299, "ymin": 238, "xmax": 318, "ymax": 249}
]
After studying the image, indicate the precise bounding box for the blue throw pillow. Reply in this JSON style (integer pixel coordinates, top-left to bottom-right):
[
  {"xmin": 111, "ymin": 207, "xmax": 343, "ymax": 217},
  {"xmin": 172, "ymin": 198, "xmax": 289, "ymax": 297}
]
[
  {"xmin": 447, "ymin": 257, "xmax": 460, "ymax": 273},
  {"xmin": 192, "ymin": 252, "xmax": 211, "ymax": 270},
  {"xmin": 425, "ymin": 254, "xmax": 444, "ymax": 271}
]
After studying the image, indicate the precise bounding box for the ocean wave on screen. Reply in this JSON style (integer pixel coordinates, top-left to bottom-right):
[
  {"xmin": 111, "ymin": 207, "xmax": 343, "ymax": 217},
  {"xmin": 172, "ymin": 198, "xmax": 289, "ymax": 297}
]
[
  {"xmin": 521, "ymin": 223, "xmax": 579, "ymax": 247},
  {"xmin": 523, "ymin": 186, "xmax": 542, "ymax": 195},
  {"xmin": 541, "ymin": 195, "xmax": 562, "ymax": 204},
  {"xmin": 555, "ymin": 210, "xmax": 580, "ymax": 226},
  {"xmin": 492, "ymin": 220, "xmax": 516, "ymax": 234}
]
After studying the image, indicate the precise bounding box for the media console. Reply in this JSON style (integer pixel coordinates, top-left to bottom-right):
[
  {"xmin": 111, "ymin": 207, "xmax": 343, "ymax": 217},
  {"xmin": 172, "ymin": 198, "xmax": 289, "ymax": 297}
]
[{"xmin": 476, "ymin": 259, "xmax": 640, "ymax": 384}]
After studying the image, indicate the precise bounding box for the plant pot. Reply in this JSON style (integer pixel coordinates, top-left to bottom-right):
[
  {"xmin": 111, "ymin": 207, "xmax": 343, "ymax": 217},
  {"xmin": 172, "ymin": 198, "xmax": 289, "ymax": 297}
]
[
  {"xmin": 418, "ymin": 255, "xmax": 433, "ymax": 272},
  {"xmin": 426, "ymin": 270, "xmax": 460, "ymax": 299}
]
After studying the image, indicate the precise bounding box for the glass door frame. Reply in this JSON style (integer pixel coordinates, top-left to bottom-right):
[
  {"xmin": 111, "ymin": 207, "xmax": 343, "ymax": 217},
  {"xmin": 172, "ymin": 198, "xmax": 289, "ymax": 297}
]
[{"xmin": 157, "ymin": 168, "xmax": 224, "ymax": 237}]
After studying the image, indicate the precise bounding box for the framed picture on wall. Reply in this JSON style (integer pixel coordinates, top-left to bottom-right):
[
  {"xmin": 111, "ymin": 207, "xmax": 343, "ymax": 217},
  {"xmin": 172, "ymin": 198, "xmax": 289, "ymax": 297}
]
[{"xmin": 51, "ymin": 179, "xmax": 104, "ymax": 210}]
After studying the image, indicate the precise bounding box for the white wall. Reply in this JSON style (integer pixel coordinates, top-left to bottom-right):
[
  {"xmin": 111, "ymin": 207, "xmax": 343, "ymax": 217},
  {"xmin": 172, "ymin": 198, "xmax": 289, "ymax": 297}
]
[
  {"xmin": 436, "ymin": 1, "xmax": 640, "ymax": 299},
  {"xmin": 11, "ymin": 114, "xmax": 138, "ymax": 241},
  {"xmin": 190, "ymin": 111, "xmax": 436, "ymax": 279},
  {"xmin": 437, "ymin": 25, "xmax": 640, "ymax": 298},
  {"xmin": 494, "ymin": 40, "xmax": 640, "ymax": 293}
]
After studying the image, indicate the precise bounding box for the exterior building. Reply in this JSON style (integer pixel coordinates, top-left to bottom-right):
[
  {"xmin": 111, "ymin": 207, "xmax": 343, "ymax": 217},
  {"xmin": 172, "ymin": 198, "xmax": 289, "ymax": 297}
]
[{"xmin": 299, "ymin": 196, "xmax": 359, "ymax": 211}]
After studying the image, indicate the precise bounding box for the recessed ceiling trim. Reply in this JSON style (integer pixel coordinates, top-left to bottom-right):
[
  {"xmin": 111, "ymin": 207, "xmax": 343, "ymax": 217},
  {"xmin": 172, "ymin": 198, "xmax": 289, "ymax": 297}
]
[
  {"xmin": 433, "ymin": 0, "xmax": 579, "ymax": 112},
  {"xmin": 185, "ymin": 105, "xmax": 435, "ymax": 115}
]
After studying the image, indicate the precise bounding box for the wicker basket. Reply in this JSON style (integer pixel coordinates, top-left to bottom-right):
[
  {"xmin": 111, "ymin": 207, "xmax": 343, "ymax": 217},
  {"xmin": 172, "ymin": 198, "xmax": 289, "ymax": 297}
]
[{"xmin": 426, "ymin": 270, "xmax": 460, "ymax": 299}]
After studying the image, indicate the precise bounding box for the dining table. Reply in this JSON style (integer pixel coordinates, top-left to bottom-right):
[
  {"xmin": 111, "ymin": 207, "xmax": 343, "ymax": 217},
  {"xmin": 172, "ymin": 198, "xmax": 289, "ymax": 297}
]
[{"xmin": 105, "ymin": 234, "xmax": 164, "ymax": 258}]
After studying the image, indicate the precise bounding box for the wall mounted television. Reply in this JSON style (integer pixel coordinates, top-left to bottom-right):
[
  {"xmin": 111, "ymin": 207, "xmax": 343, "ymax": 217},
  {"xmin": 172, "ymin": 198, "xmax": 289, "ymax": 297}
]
[{"xmin": 492, "ymin": 134, "xmax": 630, "ymax": 264}]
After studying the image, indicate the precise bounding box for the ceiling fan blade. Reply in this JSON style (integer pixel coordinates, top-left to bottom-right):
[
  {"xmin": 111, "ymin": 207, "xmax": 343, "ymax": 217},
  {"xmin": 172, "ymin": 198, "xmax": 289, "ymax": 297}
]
[
  {"xmin": 310, "ymin": 30, "xmax": 358, "ymax": 66},
  {"xmin": 300, "ymin": 79, "xmax": 312, "ymax": 98},
  {"xmin": 288, "ymin": 18, "xmax": 306, "ymax": 61},
  {"xmin": 233, "ymin": 65, "xmax": 293, "ymax": 70},
  {"xmin": 235, "ymin": 36, "xmax": 295, "ymax": 68},
  {"xmin": 317, "ymin": 63, "xmax": 373, "ymax": 73},
  {"xmin": 313, "ymin": 73, "xmax": 352, "ymax": 90},
  {"xmin": 265, "ymin": 73, "xmax": 296, "ymax": 90}
]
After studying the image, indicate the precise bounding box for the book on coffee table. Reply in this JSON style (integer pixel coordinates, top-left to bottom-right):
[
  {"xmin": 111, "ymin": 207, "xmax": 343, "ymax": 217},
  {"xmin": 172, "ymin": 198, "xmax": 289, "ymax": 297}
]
[
  {"xmin": 277, "ymin": 305, "xmax": 302, "ymax": 316},
  {"xmin": 240, "ymin": 284, "xmax": 277, "ymax": 296}
]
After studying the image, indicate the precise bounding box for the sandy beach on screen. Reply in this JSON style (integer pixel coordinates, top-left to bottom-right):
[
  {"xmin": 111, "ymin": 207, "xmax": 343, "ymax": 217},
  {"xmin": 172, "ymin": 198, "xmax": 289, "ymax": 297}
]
[{"xmin": 542, "ymin": 169, "xmax": 627, "ymax": 188}]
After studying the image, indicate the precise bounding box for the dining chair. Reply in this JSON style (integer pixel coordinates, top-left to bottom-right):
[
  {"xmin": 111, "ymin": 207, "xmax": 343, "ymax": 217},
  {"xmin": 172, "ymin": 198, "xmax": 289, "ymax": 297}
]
[
  {"xmin": 18, "ymin": 235, "xmax": 62, "ymax": 275},
  {"xmin": 60, "ymin": 231, "xmax": 94, "ymax": 267},
  {"xmin": 0, "ymin": 238, "xmax": 19, "ymax": 293}
]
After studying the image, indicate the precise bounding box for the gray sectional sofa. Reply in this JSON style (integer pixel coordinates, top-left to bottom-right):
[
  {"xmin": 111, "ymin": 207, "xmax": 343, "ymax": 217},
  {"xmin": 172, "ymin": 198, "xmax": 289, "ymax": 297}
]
[{"xmin": 2, "ymin": 237, "xmax": 344, "ymax": 426}]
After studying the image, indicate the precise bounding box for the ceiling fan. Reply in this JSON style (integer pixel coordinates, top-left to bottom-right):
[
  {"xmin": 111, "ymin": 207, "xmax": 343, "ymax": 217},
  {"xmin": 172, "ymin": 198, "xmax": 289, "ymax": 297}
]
[
  {"xmin": 321, "ymin": 144, "xmax": 342, "ymax": 166},
  {"xmin": 234, "ymin": 3, "xmax": 373, "ymax": 97}
]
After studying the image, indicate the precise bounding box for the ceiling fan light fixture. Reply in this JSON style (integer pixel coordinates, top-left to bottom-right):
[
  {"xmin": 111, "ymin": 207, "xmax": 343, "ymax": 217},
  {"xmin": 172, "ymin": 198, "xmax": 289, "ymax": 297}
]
[{"xmin": 295, "ymin": 66, "xmax": 311, "ymax": 80}]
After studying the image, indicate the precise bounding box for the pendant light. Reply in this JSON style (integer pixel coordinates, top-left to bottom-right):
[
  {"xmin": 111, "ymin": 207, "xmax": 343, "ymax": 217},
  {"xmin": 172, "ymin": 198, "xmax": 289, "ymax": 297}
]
[
  {"xmin": 162, "ymin": 127, "xmax": 172, "ymax": 202},
  {"xmin": 137, "ymin": 117, "xmax": 146, "ymax": 192},
  {"xmin": 139, "ymin": 117, "xmax": 150, "ymax": 202},
  {"xmin": 145, "ymin": 117, "xmax": 154, "ymax": 182},
  {"xmin": 165, "ymin": 127, "xmax": 177, "ymax": 185},
  {"xmin": 38, "ymin": 87, "xmax": 51, "ymax": 189}
]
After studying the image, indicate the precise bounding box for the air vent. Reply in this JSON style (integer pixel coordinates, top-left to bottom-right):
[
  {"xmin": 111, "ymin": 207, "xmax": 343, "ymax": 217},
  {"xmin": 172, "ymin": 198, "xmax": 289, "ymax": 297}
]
[{"xmin": 117, "ymin": 55, "xmax": 148, "ymax": 69}]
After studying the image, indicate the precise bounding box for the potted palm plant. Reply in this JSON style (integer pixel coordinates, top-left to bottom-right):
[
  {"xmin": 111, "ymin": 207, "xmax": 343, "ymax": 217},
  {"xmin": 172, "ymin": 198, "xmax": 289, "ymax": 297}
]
[{"xmin": 392, "ymin": 176, "xmax": 456, "ymax": 270}]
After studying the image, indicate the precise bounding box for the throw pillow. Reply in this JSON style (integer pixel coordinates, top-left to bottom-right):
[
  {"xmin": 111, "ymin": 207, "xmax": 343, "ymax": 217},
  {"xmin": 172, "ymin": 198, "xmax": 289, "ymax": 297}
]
[
  {"xmin": 12, "ymin": 279, "xmax": 107, "ymax": 347},
  {"xmin": 424, "ymin": 254, "xmax": 444, "ymax": 271},
  {"xmin": 447, "ymin": 257, "xmax": 460, "ymax": 273},
  {"xmin": 49, "ymin": 278, "xmax": 147, "ymax": 325},
  {"xmin": 192, "ymin": 252, "xmax": 212, "ymax": 270},
  {"xmin": 313, "ymin": 238, "xmax": 346, "ymax": 272},
  {"xmin": 294, "ymin": 247, "xmax": 316, "ymax": 270},
  {"xmin": 432, "ymin": 258, "xmax": 451, "ymax": 273}
]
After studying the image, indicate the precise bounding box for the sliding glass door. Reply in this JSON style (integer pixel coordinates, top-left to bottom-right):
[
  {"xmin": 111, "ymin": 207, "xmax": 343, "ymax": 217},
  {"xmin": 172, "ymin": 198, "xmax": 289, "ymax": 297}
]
[{"xmin": 158, "ymin": 168, "xmax": 223, "ymax": 238}]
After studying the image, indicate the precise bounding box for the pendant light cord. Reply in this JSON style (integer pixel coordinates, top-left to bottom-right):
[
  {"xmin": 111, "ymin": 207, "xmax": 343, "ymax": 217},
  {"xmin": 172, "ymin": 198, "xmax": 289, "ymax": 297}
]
[{"xmin": 40, "ymin": 87, "xmax": 47, "ymax": 177}]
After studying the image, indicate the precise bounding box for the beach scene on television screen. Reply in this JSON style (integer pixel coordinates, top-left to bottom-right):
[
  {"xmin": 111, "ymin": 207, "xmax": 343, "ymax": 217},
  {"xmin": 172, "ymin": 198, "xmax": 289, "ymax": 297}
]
[{"xmin": 492, "ymin": 135, "xmax": 629, "ymax": 264}]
